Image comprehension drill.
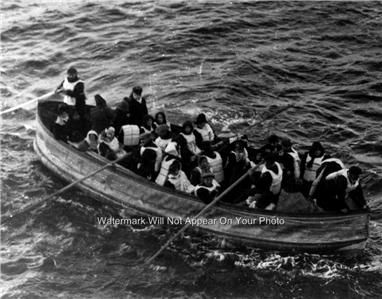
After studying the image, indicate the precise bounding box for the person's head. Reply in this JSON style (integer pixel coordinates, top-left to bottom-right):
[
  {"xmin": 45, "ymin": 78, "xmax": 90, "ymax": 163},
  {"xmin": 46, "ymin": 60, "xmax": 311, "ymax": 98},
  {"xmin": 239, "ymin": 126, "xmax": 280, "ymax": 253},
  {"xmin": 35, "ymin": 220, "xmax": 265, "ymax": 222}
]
[
  {"xmin": 142, "ymin": 115, "xmax": 154, "ymax": 128},
  {"xmin": 182, "ymin": 121, "xmax": 194, "ymax": 134},
  {"xmin": 310, "ymin": 141, "xmax": 324, "ymax": 157},
  {"xmin": 349, "ymin": 166, "xmax": 362, "ymax": 184},
  {"xmin": 281, "ymin": 138, "xmax": 292, "ymax": 151},
  {"xmin": 233, "ymin": 140, "xmax": 245, "ymax": 153},
  {"xmin": 105, "ymin": 127, "xmax": 115, "ymax": 140},
  {"xmin": 195, "ymin": 113, "xmax": 208, "ymax": 129},
  {"xmin": 264, "ymin": 152, "xmax": 276, "ymax": 168},
  {"xmin": 94, "ymin": 94, "xmax": 107, "ymax": 108},
  {"xmin": 132, "ymin": 86, "xmax": 142, "ymax": 101},
  {"xmin": 140, "ymin": 132, "xmax": 152, "ymax": 146},
  {"xmin": 198, "ymin": 156, "xmax": 209, "ymax": 169},
  {"xmin": 168, "ymin": 160, "xmax": 181, "ymax": 176},
  {"xmin": 268, "ymin": 134, "xmax": 280, "ymax": 147},
  {"xmin": 201, "ymin": 172, "xmax": 214, "ymax": 187},
  {"xmin": 155, "ymin": 112, "xmax": 167, "ymax": 125},
  {"xmin": 57, "ymin": 104, "xmax": 69, "ymax": 122},
  {"xmin": 155, "ymin": 124, "xmax": 170, "ymax": 139},
  {"xmin": 87, "ymin": 131, "xmax": 98, "ymax": 143},
  {"xmin": 67, "ymin": 67, "xmax": 78, "ymax": 82}
]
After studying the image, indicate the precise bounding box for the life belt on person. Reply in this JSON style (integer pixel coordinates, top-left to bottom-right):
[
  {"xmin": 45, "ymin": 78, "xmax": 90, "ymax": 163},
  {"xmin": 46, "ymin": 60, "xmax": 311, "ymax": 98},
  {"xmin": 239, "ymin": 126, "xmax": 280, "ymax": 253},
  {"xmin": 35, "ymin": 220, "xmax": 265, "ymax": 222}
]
[
  {"xmin": 206, "ymin": 152, "xmax": 224, "ymax": 183},
  {"xmin": 261, "ymin": 162, "xmax": 283, "ymax": 195},
  {"xmin": 155, "ymin": 137, "xmax": 171, "ymax": 152},
  {"xmin": 195, "ymin": 124, "xmax": 214, "ymax": 142},
  {"xmin": 180, "ymin": 132, "xmax": 201, "ymax": 155},
  {"xmin": 62, "ymin": 78, "xmax": 84, "ymax": 106},
  {"xmin": 288, "ymin": 147, "xmax": 301, "ymax": 179},
  {"xmin": 303, "ymin": 154, "xmax": 324, "ymax": 182},
  {"xmin": 121, "ymin": 125, "xmax": 140, "ymax": 146},
  {"xmin": 140, "ymin": 145, "xmax": 163, "ymax": 172},
  {"xmin": 155, "ymin": 156, "xmax": 176, "ymax": 186},
  {"xmin": 194, "ymin": 180, "xmax": 220, "ymax": 195},
  {"xmin": 167, "ymin": 170, "xmax": 195, "ymax": 194},
  {"xmin": 321, "ymin": 158, "xmax": 345, "ymax": 169},
  {"xmin": 326, "ymin": 169, "xmax": 359, "ymax": 193}
]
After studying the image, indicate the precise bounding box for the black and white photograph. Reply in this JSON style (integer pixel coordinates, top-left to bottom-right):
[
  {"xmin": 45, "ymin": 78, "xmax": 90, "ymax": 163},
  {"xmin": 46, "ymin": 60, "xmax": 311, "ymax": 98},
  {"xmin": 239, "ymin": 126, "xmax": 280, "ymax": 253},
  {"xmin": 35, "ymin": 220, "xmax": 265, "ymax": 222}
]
[{"xmin": 1, "ymin": 0, "xmax": 381, "ymax": 298}]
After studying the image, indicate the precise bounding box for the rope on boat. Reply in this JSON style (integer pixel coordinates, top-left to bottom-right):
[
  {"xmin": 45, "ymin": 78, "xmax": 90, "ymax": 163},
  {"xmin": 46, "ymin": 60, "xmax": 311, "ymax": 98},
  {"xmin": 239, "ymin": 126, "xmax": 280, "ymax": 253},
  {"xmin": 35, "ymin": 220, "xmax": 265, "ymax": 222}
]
[
  {"xmin": 2, "ymin": 154, "xmax": 130, "ymax": 225},
  {"xmin": 0, "ymin": 91, "xmax": 55, "ymax": 115},
  {"xmin": 144, "ymin": 163, "xmax": 262, "ymax": 266}
]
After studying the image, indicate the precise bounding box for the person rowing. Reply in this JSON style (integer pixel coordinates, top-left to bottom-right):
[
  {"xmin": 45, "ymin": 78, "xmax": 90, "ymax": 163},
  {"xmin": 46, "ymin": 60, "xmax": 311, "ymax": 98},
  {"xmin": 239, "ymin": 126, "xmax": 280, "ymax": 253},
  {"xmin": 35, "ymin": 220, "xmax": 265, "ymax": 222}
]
[{"xmin": 55, "ymin": 67, "xmax": 87, "ymax": 127}]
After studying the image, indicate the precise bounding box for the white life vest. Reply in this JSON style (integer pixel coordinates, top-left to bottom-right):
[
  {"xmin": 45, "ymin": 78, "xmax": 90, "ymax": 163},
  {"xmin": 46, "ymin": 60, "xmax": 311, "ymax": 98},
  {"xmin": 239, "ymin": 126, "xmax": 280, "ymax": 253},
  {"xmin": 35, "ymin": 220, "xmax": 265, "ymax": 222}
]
[
  {"xmin": 167, "ymin": 170, "xmax": 195, "ymax": 194},
  {"xmin": 155, "ymin": 156, "xmax": 176, "ymax": 186},
  {"xmin": 141, "ymin": 126, "xmax": 154, "ymax": 134},
  {"xmin": 303, "ymin": 154, "xmax": 324, "ymax": 182},
  {"xmin": 140, "ymin": 145, "xmax": 163, "ymax": 172},
  {"xmin": 121, "ymin": 125, "xmax": 140, "ymax": 146},
  {"xmin": 261, "ymin": 162, "xmax": 283, "ymax": 195},
  {"xmin": 195, "ymin": 123, "xmax": 214, "ymax": 142},
  {"xmin": 180, "ymin": 132, "xmax": 201, "ymax": 155},
  {"xmin": 321, "ymin": 158, "xmax": 345, "ymax": 169},
  {"xmin": 206, "ymin": 152, "xmax": 224, "ymax": 183},
  {"xmin": 194, "ymin": 179, "xmax": 220, "ymax": 195},
  {"xmin": 62, "ymin": 78, "xmax": 83, "ymax": 106},
  {"xmin": 288, "ymin": 147, "xmax": 301, "ymax": 179},
  {"xmin": 106, "ymin": 137, "xmax": 120, "ymax": 152},
  {"xmin": 155, "ymin": 137, "xmax": 171, "ymax": 152},
  {"xmin": 326, "ymin": 169, "xmax": 359, "ymax": 193}
]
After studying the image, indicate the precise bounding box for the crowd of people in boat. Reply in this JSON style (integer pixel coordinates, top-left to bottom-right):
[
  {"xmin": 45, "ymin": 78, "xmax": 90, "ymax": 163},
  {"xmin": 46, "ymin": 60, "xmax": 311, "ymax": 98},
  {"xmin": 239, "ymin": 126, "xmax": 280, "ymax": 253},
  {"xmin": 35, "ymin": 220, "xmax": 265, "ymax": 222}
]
[{"xmin": 51, "ymin": 67, "xmax": 368, "ymax": 213}]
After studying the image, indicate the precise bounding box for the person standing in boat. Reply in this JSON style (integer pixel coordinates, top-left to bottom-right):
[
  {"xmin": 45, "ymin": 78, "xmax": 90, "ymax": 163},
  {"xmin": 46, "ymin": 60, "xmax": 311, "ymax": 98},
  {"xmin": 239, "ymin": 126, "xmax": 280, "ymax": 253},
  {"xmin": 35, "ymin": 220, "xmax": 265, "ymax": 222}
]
[
  {"xmin": 90, "ymin": 94, "xmax": 115, "ymax": 134},
  {"xmin": 114, "ymin": 96, "xmax": 132, "ymax": 134},
  {"xmin": 315, "ymin": 166, "xmax": 367, "ymax": 212},
  {"xmin": 194, "ymin": 172, "xmax": 220, "ymax": 204},
  {"xmin": 300, "ymin": 141, "xmax": 329, "ymax": 197},
  {"xmin": 55, "ymin": 67, "xmax": 87, "ymax": 127},
  {"xmin": 247, "ymin": 152, "xmax": 283, "ymax": 210},
  {"xmin": 127, "ymin": 86, "xmax": 148, "ymax": 127}
]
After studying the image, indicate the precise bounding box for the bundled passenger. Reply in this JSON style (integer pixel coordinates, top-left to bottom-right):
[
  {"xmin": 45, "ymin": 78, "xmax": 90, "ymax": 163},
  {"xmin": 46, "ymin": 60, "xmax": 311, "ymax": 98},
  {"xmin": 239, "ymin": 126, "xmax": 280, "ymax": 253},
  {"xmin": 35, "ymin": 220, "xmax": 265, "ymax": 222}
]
[
  {"xmin": 137, "ymin": 132, "xmax": 162, "ymax": 181},
  {"xmin": 141, "ymin": 114, "xmax": 157, "ymax": 134},
  {"xmin": 164, "ymin": 160, "xmax": 195, "ymax": 194},
  {"xmin": 224, "ymin": 140, "xmax": 251, "ymax": 186},
  {"xmin": 300, "ymin": 141, "xmax": 328, "ymax": 197},
  {"xmin": 247, "ymin": 152, "xmax": 283, "ymax": 210},
  {"xmin": 75, "ymin": 130, "xmax": 98, "ymax": 152},
  {"xmin": 194, "ymin": 113, "xmax": 215, "ymax": 143},
  {"xmin": 194, "ymin": 171, "xmax": 220, "ymax": 204},
  {"xmin": 55, "ymin": 67, "xmax": 87, "ymax": 126},
  {"xmin": 155, "ymin": 141, "xmax": 181, "ymax": 186},
  {"xmin": 279, "ymin": 138, "xmax": 301, "ymax": 192},
  {"xmin": 199, "ymin": 141, "xmax": 224, "ymax": 183},
  {"xmin": 315, "ymin": 166, "xmax": 367, "ymax": 212},
  {"xmin": 154, "ymin": 112, "xmax": 171, "ymax": 131},
  {"xmin": 52, "ymin": 104, "xmax": 71, "ymax": 142},
  {"xmin": 190, "ymin": 156, "xmax": 212, "ymax": 186},
  {"xmin": 113, "ymin": 96, "xmax": 131, "ymax": 134},
  {"xmin": 179, "ymin": 121, "xmax": 202, "ymax": 155},
  {"xmin": 90, "ymin": 94, "xmax": 115, "ymax": 133},
  {"xmin": 98, "ymin": 127, "xmax": 125, "ymax": 160},
  {"xmin": 155, "ymin": 124, "xmax": 173, "ymax": 151}
]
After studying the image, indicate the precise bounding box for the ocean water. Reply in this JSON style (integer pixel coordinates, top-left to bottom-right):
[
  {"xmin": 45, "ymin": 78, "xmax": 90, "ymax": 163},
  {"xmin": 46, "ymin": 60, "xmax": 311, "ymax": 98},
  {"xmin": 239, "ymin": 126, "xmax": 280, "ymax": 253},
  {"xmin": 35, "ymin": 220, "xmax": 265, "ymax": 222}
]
[{"xmin": 1, "ymin": 1, "xmax": 382, "ymax": 298}]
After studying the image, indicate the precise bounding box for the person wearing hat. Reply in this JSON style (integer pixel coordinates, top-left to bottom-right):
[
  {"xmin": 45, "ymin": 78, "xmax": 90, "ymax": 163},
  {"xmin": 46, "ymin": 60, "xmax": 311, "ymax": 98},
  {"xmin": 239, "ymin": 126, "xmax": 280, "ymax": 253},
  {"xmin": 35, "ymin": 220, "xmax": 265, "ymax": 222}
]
[
  {"xmin": 194, "ymin": 171, "xmax": 220, "ymax": 204},
  {"xmin": 164, "ymin": 160, "xmax": 195, "ymax": 194},
  {"xmin": 98, "ymin": 126, "xmax": 126, "ymax": 160},
  {"xmin": 55, "ymin": 67, "xmax": 87, "ymax": 127},
  {"xmin": 137, "ymin": 131, "xmax": 162, "ymax": 180},
  {"xmin": 127, "ymin": 86, "xmax": 148, "ymax": 127},
  {"xmin": 90, "ymin": 94, "xmax": 115, "ymax": 134},
  {"xmin": 155, "ymin": 124, "xmax": 173, "ymax": 152},
  {"xmin": 278, "ymin": 138, "xmax": 301, "ymax": 192},
  {"xmin": 194, "ymin": 113, "xmax": 216, "ymax": 144},
  {"xmin": 315, "ymin": 166, "xmax": 367, "ymax": 212},
  {"xmin": 190, "ymin": 155, "xmax": 212, "ymax": 186}
]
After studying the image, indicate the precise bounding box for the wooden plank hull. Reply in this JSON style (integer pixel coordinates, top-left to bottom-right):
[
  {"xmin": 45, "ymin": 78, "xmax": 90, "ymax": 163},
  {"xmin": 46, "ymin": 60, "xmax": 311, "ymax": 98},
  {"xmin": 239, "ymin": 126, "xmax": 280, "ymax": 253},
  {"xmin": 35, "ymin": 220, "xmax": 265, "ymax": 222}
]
[{"xmin": 34, "ymin": 102, "xmax": 369, "ymax": 253}]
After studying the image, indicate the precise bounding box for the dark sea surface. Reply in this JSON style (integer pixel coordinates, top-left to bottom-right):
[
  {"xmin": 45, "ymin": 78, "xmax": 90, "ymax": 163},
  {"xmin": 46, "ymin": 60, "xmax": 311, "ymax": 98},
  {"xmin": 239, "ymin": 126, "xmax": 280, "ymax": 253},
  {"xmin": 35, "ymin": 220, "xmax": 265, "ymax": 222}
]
[{"xmin": 1, "ymin": 1, "xmax": 382, "ymax": 298}]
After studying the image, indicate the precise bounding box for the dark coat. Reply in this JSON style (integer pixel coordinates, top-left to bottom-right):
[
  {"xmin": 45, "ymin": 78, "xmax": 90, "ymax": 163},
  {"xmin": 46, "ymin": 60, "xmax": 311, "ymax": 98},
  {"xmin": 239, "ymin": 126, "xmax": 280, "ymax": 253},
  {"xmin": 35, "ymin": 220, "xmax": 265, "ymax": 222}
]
[{"xmin": 90, "ymin": 106, "xmax": 115, "ymax": 133}]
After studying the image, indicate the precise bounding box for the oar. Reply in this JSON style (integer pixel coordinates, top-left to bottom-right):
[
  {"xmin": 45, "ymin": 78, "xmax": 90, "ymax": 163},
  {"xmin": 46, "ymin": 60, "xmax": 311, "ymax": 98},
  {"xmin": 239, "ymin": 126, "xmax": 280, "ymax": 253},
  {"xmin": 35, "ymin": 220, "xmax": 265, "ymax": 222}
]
[
  {"xmin": 2, "ymin": 154, "xmax": 129, "ymax": 225},
  {"xmin": 143, "ymin": 164, "xmax": 261, "ymax": 266},
  {"xmin": 0, "ymin": 91, "xmax": 55, "ymax": 116}
]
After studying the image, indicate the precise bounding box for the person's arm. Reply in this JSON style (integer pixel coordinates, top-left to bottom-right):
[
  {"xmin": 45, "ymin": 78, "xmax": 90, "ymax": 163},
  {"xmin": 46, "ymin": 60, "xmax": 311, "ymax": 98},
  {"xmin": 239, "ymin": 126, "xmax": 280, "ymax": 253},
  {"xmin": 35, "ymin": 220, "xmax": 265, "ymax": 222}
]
[
  {"xmin": 194, "ymin": 130, "xmax": 203, "ymax": 148},
  {"xmin": 55, "ymin": 80, "xmax": 64, "ymax": 93},
  {"xmin": 65, "ymin": 82, "xmax": 86, "ymax": 103},
  {"xmin": 350, "ymin": 184, "xmax": 367, "ymax": 209},
  {"xmin": 336, "ymin": 176, "xmax": 348, "ymax": 210},
  {"xmin": 300, "ymin": 152, "xmax": 307, "ymax": 179}
]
